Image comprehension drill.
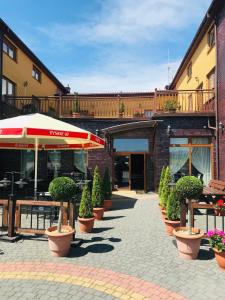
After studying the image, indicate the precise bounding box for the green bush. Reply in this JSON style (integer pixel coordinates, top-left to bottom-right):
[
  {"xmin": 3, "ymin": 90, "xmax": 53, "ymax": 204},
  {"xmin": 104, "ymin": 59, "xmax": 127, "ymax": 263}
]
[
  {"xmin": 119, "ymin": 102, "xmax": 125, "ymax": 113},
  {"xmin": 48, "ymin": 177, "xmax": 76, "ymax": 232},
  {"xmin": 176, "ymin": 176, "xmax": 203, "ymax": 201},
  {"xmin": 163, "ymin": 99, "xmax": 180, "ymax": 111},
  {"xmin": 158, "ymin": 166, "xmax": 166, "ymax": 199},
  {"xmin": 166, "ymin": 190, "xmax": 180, "ymax": 221},
  {"xmin": 79, "ymin": 183, "xmax": 93, "ymax": 218},
  {"xmin": 92, "ymin": 166, "xmax": 104, "ymax": 208},
  {"xmin": 49, "ymin": 177, "xmax": 76, "ymax": 202},
  {"xmin": 161, "ymin": 166, "xmax": 171, "ymax": 209},
  {"xmin": 102, "ymin": 167, "xmax": 112, "ymax": 200}
]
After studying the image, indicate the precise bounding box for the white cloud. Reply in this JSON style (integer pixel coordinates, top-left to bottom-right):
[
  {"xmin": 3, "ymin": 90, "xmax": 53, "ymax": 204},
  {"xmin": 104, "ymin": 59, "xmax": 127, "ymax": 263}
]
[
  {"xmin": 57, "ymin": 59, "xmax": 180, "ymax": 93},
  {"xmin": 38, "ymin": 0, "xmax": 211, "ymax": 44}
]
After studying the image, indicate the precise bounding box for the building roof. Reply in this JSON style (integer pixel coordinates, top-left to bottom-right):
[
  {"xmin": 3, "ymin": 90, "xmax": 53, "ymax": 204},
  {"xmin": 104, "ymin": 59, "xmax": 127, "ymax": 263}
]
[
  {"xmin": 0, "ymin": 18, "xmax": 68, "ymax": 94},
  {"xmin": 102, "ymin": 120, "xmax": 157, "ymax": 134},
  {"xmin": 169, "ymin": 0, "xmax": 223, "ymax": 89}
]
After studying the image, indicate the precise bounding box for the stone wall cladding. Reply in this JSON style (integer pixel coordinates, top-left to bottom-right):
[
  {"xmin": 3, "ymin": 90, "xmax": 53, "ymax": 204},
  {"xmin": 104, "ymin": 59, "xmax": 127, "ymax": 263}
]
[{"xmin": 217, "ymin": 2, "xmax": 225, "ymax": 180}]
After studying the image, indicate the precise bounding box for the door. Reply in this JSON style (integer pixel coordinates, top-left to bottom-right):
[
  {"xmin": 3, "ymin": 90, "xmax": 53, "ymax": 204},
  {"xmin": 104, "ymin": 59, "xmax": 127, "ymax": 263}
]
[
  {"xmin": 131, "ymin": 154, "xmax": 144, "ymax": 190},
  {"xmin": 114, "ymin": 155, "xmax": 130, "ymax": 189}
]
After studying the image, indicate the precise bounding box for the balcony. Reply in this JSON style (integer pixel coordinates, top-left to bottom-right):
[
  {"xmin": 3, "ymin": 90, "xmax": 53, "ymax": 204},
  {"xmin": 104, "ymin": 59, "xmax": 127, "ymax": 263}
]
[{"xmin": 0, "ymin": 89, "xmax": 215, "ymax": 119}]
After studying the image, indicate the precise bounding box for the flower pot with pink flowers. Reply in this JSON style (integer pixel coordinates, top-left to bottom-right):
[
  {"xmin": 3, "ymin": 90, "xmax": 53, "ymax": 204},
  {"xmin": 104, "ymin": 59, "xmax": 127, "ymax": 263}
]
[{"xmin": 207, "ymin": 229, "xmax": 225, "ymax": 269}]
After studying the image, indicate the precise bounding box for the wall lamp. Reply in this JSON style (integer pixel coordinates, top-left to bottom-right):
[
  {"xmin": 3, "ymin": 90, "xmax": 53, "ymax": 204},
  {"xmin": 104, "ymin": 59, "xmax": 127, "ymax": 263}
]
[
  {"xmin": 219, "ymin": 122, "xmax": 225, "ymax": 134},
  {"xmin": 167, "ymin": 125, "xmax": 173, "ymax": 136}
]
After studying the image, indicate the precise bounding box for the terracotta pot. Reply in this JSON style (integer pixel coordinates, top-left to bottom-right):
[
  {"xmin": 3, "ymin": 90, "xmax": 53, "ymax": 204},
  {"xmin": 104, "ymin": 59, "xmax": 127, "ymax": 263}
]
[
  {"xmin": 161, "ymin": 209, "xmax": 167, "ymax": 220},
  {"xmin": 93, "ymin": 207, "xmax": 104, "ymax": 220},
  {"xmin": 78, "ymin": 217, "xmax": 95, "ymax": 233},
  {"xmin": 214, "ymin": 209, "xmax": 225, "ymax": 216},
  {"xmin": 164, "ymin": 219, "xmax": 180, "ymax": 236},
  {"xmin": 173, "ymin": 227, "xmax": 204, "ymax": 260},
  {"xmin": 213, "ymin": 248, "xmax": 225, "ymax": 269},
  {"xmin": 104, "ymin": 199, "xmax": 112, "ymax": 211},
  {"xmin": 45, "ymin": 225, "xmax": 75, "ymax": 257}
]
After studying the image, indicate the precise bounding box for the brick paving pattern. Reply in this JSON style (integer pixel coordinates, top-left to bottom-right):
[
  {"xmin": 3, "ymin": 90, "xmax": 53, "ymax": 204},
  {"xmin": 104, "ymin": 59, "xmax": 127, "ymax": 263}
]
[{"xmin": 0, "ymin": 191, "xmax": 224, "ymax": 299}]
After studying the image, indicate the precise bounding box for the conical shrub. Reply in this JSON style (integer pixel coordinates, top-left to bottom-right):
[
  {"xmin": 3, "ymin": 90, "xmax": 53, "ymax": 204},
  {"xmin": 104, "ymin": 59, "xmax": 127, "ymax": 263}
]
[
  {"xmin": 103, "ymin": 167, "xmax": 112, "ymax": 200},
  {"xmin": 79, "ymin": 183, "xmax": 93, "ymax": 218},
  {"xmin": 92, "ymin": 166, "xmax": 104, "ymax": 208},
  {"xmin": 159, "ymin": 166, "xmax": 166, "ymax": 199},
  {"xmin": 166, "ymin": 190, "xmax": 180, "ymax": 221},
  {"xmin": 161, "ymin": 166, "xmax": 171, "ymax": 209}
]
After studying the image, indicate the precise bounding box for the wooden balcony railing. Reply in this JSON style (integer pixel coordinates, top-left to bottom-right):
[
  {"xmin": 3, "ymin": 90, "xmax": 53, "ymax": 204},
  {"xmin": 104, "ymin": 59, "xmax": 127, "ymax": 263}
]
[{"xmin": 0, "ymin": 89, "xmax": 215, "ymax": 119}]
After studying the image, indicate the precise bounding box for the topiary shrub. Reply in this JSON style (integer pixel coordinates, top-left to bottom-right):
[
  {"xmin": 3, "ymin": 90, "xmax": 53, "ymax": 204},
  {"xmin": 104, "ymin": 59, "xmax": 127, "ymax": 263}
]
[
  {"xmin": 102, "ymin": 167, "xmax": 112, "ymax": 200},
  {"xmin": 158, "ymin": 166, "xmax": 166, "ymax": 200},
  {"xmin": 79, "ymin": 183, "xmax": 93, "ymax": 218},
  {"xmin": 161, "ymin": 166, "xmax": 171, "ymax": 209},
  {"xmin": 176, "ymin": 176, "xmax": 203, "ymax": 234},
  {"xmin": 49, "ymin": 177, "xmax": 76, "ymax": 233},
  {"xmin": 92, "ymin": 166, "xmax": 104, "ymax": 208},
  {"xmin": 166, "ymin": 190, "xmax": 180, "ymax": 221}
]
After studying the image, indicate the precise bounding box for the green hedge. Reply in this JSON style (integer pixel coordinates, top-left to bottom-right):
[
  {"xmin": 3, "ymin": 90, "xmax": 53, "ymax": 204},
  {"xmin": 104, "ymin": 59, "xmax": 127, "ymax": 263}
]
[
  {"xmin": 161, "ymin": 166, "xmax": 171, "ymax": 209},
  {"xmin": 166, "ymin": 190, "xmax": 180, "ymax": 221},
  {"xmin": 102, "ymin": 167, "xmax": 112, "ymax": 200},
  {"xmin": 176, "ymin": 176, "xmax": 203, "ymax": 201},
  {"xmin": 49, "ymin": 177, "xmax": 76, "ymax": 202}
]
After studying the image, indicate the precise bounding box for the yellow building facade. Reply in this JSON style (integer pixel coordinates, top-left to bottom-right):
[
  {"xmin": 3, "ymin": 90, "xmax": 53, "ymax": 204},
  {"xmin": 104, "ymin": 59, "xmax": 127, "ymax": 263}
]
[
  {"xmin": 171, "ymin": 21, "xmax": 216, "ymax": 92},
  {"xmin": 1, "ymin": 19, "xmax": 66, "ymax": 98}
]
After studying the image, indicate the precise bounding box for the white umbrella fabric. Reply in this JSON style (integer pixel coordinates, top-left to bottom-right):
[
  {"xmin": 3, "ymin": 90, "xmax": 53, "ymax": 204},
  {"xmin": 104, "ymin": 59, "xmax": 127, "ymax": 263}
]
[{"xmin": 0, "ymin": 113, "xmax": 105, "ymax": 198}]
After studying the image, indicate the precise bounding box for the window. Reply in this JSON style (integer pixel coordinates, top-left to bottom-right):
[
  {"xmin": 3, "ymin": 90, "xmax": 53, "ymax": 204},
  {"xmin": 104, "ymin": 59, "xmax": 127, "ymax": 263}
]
[
  {"xmin": 3, "ymin": 39, "xmax": 16, "ymax": 60},
  {"xmin": 113, "ymin": 139, "xmax": 149, "ymax": 152},
  {"xmin": 21, "ymin": 150, "xmax": 34, "ymax": 179},
  {"xmin": 47, "ymin": 151, "xmax": 61, "ymax": 179},
  {"xmin": 207, "ymin": 69, "xmax": 215, "ymax": 90},
  {"xmin": 169, "ymin": 137, "xmax": 212, "ymax": 185},
  {"xmin": 74, "ymin": 150, "xmax": 87, "ymax": 175},
  {"xmin": 208, "ymin": 27, "xmax": 215, "ymax": 48},
  {"xmin": 2, "ymin": 77, "xmax": 16, "ymax": 96},
  {"xmin": 187, "ymin": 63, "xmax": 192, "ymax": 79},
  {"xmin": 32, "ymin": 66, "xmax": 41, "ymax": 82}
]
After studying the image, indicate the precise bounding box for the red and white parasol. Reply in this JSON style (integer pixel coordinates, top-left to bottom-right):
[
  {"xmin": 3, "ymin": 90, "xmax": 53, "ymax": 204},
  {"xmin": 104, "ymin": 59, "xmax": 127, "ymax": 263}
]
[{"xmin": 0, "ymin": 113, "xmax": 105, "ymax": 198}]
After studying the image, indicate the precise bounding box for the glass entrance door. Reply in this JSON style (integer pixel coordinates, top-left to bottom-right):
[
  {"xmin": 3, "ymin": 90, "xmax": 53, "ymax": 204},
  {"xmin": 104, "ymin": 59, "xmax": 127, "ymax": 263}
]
[{"xmin": 114, "ymin": 155, "xmax": 130, "ymax": 189}]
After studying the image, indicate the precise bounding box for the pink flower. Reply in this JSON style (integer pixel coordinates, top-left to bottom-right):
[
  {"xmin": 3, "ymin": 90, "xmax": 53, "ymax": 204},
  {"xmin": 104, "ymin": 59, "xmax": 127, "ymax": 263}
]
[
  {"xmin": 217, "ymin": 199, "xmax": 224, "ymax": 207},
  {"xmin": 207, "ymin": 230, "xmax": 214, "ymax": 237}
]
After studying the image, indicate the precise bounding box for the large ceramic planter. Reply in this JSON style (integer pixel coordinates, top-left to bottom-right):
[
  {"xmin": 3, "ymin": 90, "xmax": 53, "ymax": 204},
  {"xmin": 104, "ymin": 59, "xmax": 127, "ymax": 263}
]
[
  {"xmin": 213, "ymin": 248, "xmax": 225, "ymax": 269},
  {"xmin": 104, "ymin": 199, "xmax": 112, "ymax": 211},
  {"xmin": 45, "ymin": 225, "xmax": 75, "ymax": 257},
  {"xmin": 164, "ymin": 219, "xmax": 180, "ymax": 236},
  {"xmin": 93, "ymin": 207, "xmax": 104, "ymax": 220},
  {"xmin": 78, "ymin": 217, "xmax": 95, "ymax": 233},
  {"xmin": 173, "ymin": 227, "xmax": 204, "ymax": 260}
]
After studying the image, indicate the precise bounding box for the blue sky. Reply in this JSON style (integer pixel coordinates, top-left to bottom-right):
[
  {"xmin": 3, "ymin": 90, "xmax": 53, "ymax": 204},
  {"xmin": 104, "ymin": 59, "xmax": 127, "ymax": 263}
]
[{"xmin": 1, "ymin": 0, "xmax": 212, "ymax": 93}]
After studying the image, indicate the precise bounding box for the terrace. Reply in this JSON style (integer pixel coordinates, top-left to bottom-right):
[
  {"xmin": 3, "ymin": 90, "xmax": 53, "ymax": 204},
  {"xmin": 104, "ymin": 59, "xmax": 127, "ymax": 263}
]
[{"xmin": 0, "ymin": 89, "xmax": 215, "ymax": 119}]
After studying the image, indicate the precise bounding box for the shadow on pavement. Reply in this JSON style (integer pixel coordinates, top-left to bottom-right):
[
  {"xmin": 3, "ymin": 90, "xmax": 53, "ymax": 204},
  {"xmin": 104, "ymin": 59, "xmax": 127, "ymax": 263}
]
[
  {"xmin": 198, "ymin": 248, "xmax": 215, "ymax": 260},
  {"xmin": 103, "ymin": 216, "xmax": 125, "ymax": 221},
  {"xmin": 110, "ymin": 195, "xmax": 137, "ymax": 211},
  {"xmin": 92, "ymin": 227, "xmax": 114, "ymax": 233}
]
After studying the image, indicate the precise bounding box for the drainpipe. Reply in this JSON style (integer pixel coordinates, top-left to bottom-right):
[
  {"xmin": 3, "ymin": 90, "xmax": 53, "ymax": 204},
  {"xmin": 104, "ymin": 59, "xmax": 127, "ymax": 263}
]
[
  {"xmin": 0, "ymin": 29, "xmax": 3, "ymax": 117},
  {"xmin": 214, "ymin": 21, "xmax": 219, "ymax": 179}
]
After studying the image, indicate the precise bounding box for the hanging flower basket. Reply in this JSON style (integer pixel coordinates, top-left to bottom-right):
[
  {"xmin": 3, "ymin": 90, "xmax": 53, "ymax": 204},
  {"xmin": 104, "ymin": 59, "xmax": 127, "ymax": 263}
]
[{"xmin": 214, "ymin": 199, "xmax": 225, "ymax": 216}]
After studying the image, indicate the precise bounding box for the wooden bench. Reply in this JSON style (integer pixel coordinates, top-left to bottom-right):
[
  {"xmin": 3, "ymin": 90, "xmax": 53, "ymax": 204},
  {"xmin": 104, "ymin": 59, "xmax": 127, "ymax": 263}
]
[{"xmin": 202, "ymin": 179, "xmax": 225, "ymax": 202}]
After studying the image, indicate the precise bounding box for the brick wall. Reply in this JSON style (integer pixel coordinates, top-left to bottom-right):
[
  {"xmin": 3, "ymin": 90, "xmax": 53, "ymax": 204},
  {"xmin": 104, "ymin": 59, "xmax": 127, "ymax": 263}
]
[{"xmin": 217, "ymin": 2, "xmax": 225, "ymax": 180}]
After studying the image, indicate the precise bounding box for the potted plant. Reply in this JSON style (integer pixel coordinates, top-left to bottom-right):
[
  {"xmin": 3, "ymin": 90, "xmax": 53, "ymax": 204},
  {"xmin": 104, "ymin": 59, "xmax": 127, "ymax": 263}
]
[
  {"xmin": 45, "ymin": 177, "xmax": 76, "ymax": 257},
  {"xmin": 78, "ymin": 183, "xmax": 95, "ymax": 233},
  {"xmin": 164, "ymin": 190, "xmax": 180, "ymax": 236},
  {"xmin": 103, "ymin": 167, "xmax": 112, "ymax": 210},
  {"xmin": 173, "ymin": 176, "xmax": 204, "ymax": 260},
  {"xmin": 163, "ymin": 99, "xmax": 180, "ymax": 113},
  {"xmin": 207, "ymin": 229, "xmax": 225, "ymax": 269},
  {"xmin": 160, "ymin": 166, "xmax": 171, "ymax": 219},
  {"xmin": 214, "ymin": 199, "xmax": 225, "ymax": 216},
  {"xmin": 119, "ymin": 102, "xmax": 125, "ymax": 117},
  {"xmin": 92, "ymin": 166, "xmax": 104, "ymax": 220}
]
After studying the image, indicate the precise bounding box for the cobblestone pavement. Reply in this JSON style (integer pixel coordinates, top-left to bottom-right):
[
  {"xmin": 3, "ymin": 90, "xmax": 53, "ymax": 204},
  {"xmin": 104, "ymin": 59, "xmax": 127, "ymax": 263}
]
[{"xmin": 0, "ymin": 191, "xmax": 224, "ymax": 299}]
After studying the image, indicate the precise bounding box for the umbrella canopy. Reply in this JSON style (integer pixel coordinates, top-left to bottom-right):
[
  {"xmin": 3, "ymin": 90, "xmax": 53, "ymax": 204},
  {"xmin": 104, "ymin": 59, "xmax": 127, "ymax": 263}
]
[{"xmin": 0, "ymin": 113, "xmax": 105, "ymax": 198}]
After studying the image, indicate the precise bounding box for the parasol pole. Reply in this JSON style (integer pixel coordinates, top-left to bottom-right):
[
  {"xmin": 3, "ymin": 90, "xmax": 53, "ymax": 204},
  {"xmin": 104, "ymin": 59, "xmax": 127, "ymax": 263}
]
[{"xmin": 34, "ymin": 137, "xmax": 39, "ymax": 200}]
